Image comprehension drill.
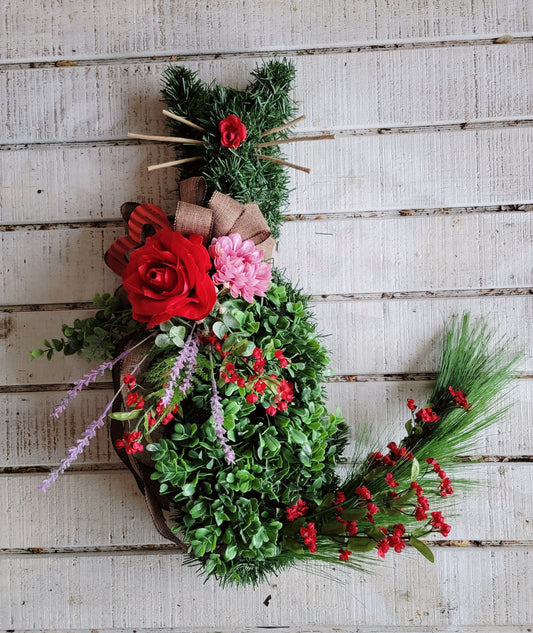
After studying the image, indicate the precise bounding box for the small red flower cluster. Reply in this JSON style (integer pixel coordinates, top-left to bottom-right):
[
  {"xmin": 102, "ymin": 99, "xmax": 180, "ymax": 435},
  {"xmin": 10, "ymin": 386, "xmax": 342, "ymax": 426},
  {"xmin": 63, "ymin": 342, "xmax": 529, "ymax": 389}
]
[
  {"xmin": 300, "ymin": 522, "xmax": 317, "ymax": 553},
  {"xmin": 415, "ymin": 407, "xmax": 440, "ymax": 424},
  {"xmin": 407, "ymin": 398, "xmax": 440, "ymax": 425},
  {"xmin": 411, "ymin": 481, "xmax": 431, "ymax": 521},
  {"xmin": 333, "ymin": 490, "xmax": 358, "ymax": 537},
  {"xmin": 354, "ymin": 485, "xmax": 380, "ymax": 523},
  {"xmin": 219, "ymin": 344, "xmax": 294, "ymax": 416},
  {"xmin": 369, "ymin": 441, "xmax": 414, "ymax": 469},
  {"xmin": 123, "ymin": 374, "xmax": 136, "ymax": 389},
  {"xmin": 426, "ymin": 457, "xmax": 454, "ymax": 497},
  {"xmin": 338, "ymin": 548, "xmax": 352, "ymax": 561},
  {"xmin": 115, "ymin": 430, "xmax": 144, "ymax": 454},
  {"xmin": 126, "ymin": 391, "xmax": 145, "ymax": 409},
  {"xmin": 431, "ymin": 511, "xmax": 451, "ymax": 536},
  {"xmin": 385, "ymin": 472, "xmax": 399, "ymax": 488},
  {"xmin": 285, "ymin": 498, "xmax": 308, "ymax": 522},
  {"xmin": 449, "ymin": 386, "xmax": 471, "ymax": 410},
  {"xmin": 377, "ymin": 524, "xmax": 406, "ymax": 558}
]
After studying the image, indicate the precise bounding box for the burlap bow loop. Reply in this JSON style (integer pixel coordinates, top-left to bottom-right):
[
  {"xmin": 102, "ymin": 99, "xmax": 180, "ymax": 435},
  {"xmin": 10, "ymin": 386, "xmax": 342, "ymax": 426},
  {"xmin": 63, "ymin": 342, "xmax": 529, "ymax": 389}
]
[
  {"xmin": 174, "ymin": 177, "xmax": 276, "ymax": 260},
  {"xmin": 105, "ymin": 177, "xmax": 275, "ymax": 276}
]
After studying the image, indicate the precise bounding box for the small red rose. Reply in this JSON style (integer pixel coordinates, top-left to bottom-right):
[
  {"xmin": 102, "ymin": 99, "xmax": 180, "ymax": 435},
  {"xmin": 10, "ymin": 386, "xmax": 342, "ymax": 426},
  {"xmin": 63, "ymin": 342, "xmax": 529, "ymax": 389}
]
[
  {"xmin": 122, "ymin": 228, "xmax": 217, "ymax": 328},
  {"xmin": 218, "ymin": 114, "xmax": 247, "ymax": 149}
]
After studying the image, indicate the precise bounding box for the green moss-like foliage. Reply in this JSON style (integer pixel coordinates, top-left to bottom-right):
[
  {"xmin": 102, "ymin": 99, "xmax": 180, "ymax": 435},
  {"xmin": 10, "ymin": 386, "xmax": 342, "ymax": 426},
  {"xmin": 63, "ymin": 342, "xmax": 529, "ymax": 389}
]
[
  {"xmin": 161, "ymin": 60, "xmax": 298, "ymax": 238},
  {"xmin": 148, "ymin": 275, "xmax": 347, "ymax": 586}
]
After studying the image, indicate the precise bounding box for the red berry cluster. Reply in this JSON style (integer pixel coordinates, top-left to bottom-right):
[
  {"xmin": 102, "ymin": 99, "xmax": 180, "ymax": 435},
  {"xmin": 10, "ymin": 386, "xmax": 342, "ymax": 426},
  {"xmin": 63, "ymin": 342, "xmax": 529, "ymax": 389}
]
[
  {"xmin": 338, "ymin": 548, "xmax": 352, "ymax": 561},
  {"xmin": 426, "ymin": 457, "xmax": 454, "ymax": 497},
  {"xmin": 123, "ymin": 373, "xmax": 136, "ymax": 389},
  {"xmin": 430, "ymin": 511, "xmax": 451, "ymax": 536},
  {"xmin": 125, "ymin": 391, "xmax": 145, "ymax": 409},
  {"xmin": 333, "ymin": 491, "xmax": 358, "ymax": 538},
  {"xmin": 369, "ymin": 442, "xmax": 414, "ymax": 469},
  {"xmin": 448, "ymin": 386, "xmax": 471, "ymax": 411},
  {"xmin": 407, "ymin": 398, "xmax": 440, "ymax": 425},
  {"xmin": 385, "ymin": 472, "xmax": 399, "ymax": 488},
  {"xmin": 354, "ymin": 485, "xmax": 380, "ymax": 523},
  {"xmin": 219, "ymin": 345, "xmax": 294, "ymax": 416},
  {"xmin": 115, "ymin": 430, "xmax": 144, "ymax": 455},
  {"xmin": 285, "ymin": 498, "xmax": 308, "ymax": 522},
  {"xmin": 299, "ymin": 522, "xmax": 317, "ymax": 553},
  {"xmin": 377, "ymin": 524, "xmax": 406, "ymax": 558},
  {"xmin": 411, "ymin": 481, "xmax": 431, "ymax": 520}
]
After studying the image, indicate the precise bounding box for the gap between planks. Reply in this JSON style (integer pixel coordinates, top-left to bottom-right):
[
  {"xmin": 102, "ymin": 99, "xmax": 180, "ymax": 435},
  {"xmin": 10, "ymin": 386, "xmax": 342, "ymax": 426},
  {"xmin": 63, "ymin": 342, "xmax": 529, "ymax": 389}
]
[
  {"xmin": 2, "ymin": 119, "xmax": 532, "ymax": 152},
  {"xmin": 1, "ymin": 540, "xmax": 531, "ymax": 559},
  {"xmin": 1, "ymin": 204, "xmax": 531, "ymax": 233},
  {"xmin": 1, "ymin": 289, "xmax": 531, "ymax": 313},
  {"xmin": 2, "ymin": 455, "xmax": 531, "ymax": 475},
  {"xmin": 1, "ymin": 372, "xmax": 532, "ymax": 394},
  {"xmin": 1, "ymin": 629, "xmax": 531, "ymax": 633},
  {"xmin": 1, "ymin": 35, "xmax": 532, "ymax": 70}
]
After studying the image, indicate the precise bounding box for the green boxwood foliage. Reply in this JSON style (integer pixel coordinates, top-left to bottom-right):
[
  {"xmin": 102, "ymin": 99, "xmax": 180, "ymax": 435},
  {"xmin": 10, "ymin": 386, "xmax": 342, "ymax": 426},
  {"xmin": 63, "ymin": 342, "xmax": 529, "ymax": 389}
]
[{"xmin": 148, "ymin": 274, "xmax": 347, "ymax": 585}]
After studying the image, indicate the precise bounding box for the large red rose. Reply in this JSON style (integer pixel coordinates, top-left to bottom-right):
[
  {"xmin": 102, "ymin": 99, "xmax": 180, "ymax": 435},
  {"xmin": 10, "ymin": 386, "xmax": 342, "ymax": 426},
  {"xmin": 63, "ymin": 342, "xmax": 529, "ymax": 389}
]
[
  {"xmin": 122, "ymin": 228, "xmax": 217, "ymax": 327},
  {"xmin": 218, "ymin": 114, "xmax": 247, "ymax": 149}
]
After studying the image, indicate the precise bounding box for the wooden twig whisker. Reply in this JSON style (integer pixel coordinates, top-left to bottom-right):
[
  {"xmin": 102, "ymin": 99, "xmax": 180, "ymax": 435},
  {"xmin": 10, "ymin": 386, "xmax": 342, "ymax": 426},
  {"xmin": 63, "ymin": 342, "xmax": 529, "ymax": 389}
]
[
  {"xmin": 254, "ymin": 153, "xmax": 310, "ymax": 174},
  {"xmin": 256, "ymin": 133, "xmax": 335, "ymax": 149},
  {"xmin": 128, "ymin": 133, "xmax": 205, "ymax": 145},
  {"xmin": 147, "ymin": 156, "xmax": 203, "ymax": 172},
  {"xmin": 260, "ymin": 115, "xmax": 306, "ymax": 138},
  {"xmin": 162, "ymin": 110, "xmax": 205, "ymax": 132}
]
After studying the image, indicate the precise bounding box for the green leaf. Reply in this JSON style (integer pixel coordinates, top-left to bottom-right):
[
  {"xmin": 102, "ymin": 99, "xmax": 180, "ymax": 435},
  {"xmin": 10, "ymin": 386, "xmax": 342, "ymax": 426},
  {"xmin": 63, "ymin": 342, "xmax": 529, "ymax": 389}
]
[
  {"xmin": 289, "ymin": 428, "xmax": 307, "ymax": 445},
  {"xmin": 409, "ymin": 536, "xmax": 435, "ymax": 563},
  {"xmin": 109, "ymin": 410, "xmax": 142, "ymax": 421},
  {"xmin": 158, "ymin": 320, "xmax": 173, "ymax": 332},
  {"xmin": 182, "ymin": 483, "xmax": 196, "ymax": 496},
  {"xmin": 222, "ymin": 311, "xmax": 240, "ymax": 329},
  {"xmin": 410, "ymin": 457, "xmax": 420, "ymax": 480},
  {"xmin": 224, "ymin": 544, "xmax": 238, "ymax": 561},
  {"xmin": 155, "ymin": 333, "xmax": 170, "ymax": 348},
  {"xmin": 321, "ymin": 521, "xmax": 348, "ymax": 535},
  {"xmin": 347, "ymin": 536, "xmax": 377, "ymax": 552},
  {"xmin": 340, "ymin": 508, "xmax": 366, "ymax": 521},
  {"xmin": 30, "ymin": 348, "xmax": 44, "ymax": 359},
  {"xmin": 212, "ymin": 321, "xmax": 227, "ymax": 340}
]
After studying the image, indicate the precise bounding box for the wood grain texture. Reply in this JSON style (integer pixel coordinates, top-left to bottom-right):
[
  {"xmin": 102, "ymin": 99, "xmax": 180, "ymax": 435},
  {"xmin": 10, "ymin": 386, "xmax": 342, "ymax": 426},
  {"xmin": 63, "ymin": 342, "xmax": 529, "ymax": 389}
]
[
  {"xmin": 2, "ymin": 0, "xmax": 532, "ymax": 63},
  {"xmin": 2, "ymin": 128, "xmax": 533, "ymax": 224},
  {"xmin": 2, "ymin": 45, "xmax": 533, "ymax": 144},
  {"xmin": 2, "ymin": 212, "xmax": 531, "ymax": 304},
  {"xmin": 2, "ymin": 462, "xmax": 531, "ymax": 550},
  {"xmin": 2, "ymin": 296, "xmax": 530, "ymax": 385},
  {"xmin": 3, "ymin": 1, "xmax": 532, "ymax": 630},
  {"xmin": 2, "ymin": 380, "xmax": 531, "ymax": 468},
  {"xmin": 1, "ymin": 550, "xmax": 531, "ymax": 629}
]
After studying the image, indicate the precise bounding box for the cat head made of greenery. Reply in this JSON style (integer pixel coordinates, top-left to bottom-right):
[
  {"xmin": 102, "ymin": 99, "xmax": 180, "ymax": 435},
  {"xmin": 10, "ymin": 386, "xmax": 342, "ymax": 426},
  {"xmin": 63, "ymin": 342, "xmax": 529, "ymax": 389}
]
[{"xmin": 160, "ymin": 59, "xmax": 298, "ymax": 238}]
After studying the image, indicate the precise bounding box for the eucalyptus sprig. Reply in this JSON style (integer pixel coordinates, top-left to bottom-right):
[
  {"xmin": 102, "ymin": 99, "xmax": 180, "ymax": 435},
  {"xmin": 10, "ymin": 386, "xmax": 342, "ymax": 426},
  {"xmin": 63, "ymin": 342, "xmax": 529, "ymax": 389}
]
[{"xmin": 30, "ymin": 293, "xmax": 139, "ymax": 362}]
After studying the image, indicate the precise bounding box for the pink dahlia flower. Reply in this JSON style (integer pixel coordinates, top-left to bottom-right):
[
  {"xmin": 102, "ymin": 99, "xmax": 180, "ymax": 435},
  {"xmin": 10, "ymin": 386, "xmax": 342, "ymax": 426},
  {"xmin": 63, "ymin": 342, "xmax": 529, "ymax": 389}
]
[{"xmin": 209, "ymin": 233, "xmax": 272, "ymax": 302}]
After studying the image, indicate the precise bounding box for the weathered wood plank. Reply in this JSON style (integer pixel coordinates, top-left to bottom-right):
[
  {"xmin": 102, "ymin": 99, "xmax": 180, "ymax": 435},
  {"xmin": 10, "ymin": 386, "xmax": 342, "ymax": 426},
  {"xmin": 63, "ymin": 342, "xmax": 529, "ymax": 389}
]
[
  {"xmin": 2, "ymin": 463, "xmax": 531, "ymax": 549},
  {"xmin": 1, "ymin": 128, "xmax": 533, "ymax": 224},
  {"xmin": 3, "ymin": 297, "xmax": 529, "ymax": 386},
  {"xmin": 1, "ymin": 549, "xmax": 531, "ymax": 629},
  {"xmin": 1, "ymin": 213, "xmax": 531, "ymax": 304},
  {"xmin": 3, "ymin": 0, "xmax": 532, "ymax": 63},
  {"xmin": 2, "ymin": 46, "xmax": 533, "ymax": 144},
  {"xmin": 2, "ymin": 380, "xmax": 531, "ymax": 468}
]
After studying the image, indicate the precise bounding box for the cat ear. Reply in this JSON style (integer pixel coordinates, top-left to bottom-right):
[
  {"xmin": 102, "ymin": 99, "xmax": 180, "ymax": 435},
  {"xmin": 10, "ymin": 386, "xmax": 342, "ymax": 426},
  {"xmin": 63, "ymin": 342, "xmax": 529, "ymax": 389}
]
[
  {"xmin": 161, "ymin": 66, "xmax": 210, "ymax": 125},
  {"xmin": 249, "ymin": 59, "xmax": 296, "ymax": 102}
]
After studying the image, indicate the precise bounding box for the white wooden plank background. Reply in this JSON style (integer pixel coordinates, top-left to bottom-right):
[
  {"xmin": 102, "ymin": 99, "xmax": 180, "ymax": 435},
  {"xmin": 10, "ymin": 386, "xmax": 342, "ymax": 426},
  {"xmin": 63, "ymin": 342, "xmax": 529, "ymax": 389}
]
[{"xmin": 1, "ymin": 1, "xmax": 532, "ymax": 631}]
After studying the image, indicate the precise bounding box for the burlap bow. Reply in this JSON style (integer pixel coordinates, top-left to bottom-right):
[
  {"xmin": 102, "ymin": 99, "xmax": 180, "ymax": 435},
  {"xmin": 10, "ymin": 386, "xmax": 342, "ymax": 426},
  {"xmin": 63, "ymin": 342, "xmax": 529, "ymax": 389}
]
[{"xmin": 105, "ymin": 177, "xmax": 275, "ymax": 275}]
